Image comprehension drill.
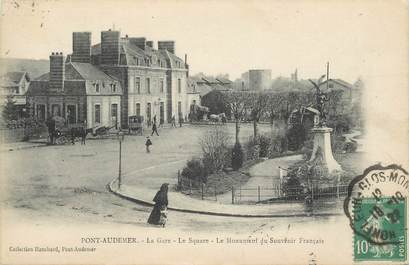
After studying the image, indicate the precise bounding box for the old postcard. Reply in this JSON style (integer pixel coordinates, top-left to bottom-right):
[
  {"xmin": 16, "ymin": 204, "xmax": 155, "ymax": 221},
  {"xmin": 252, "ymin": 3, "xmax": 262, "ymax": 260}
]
[{"xmin": 0, "ymin": 0, "xmax": 408, "ymax": 264}]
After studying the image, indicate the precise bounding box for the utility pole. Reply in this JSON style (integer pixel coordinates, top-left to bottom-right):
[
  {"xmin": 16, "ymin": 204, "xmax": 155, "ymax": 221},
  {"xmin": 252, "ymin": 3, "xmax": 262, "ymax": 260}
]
[{"xmin": 326, "ymin": 62, "xmax": 330, "ymax": 90}]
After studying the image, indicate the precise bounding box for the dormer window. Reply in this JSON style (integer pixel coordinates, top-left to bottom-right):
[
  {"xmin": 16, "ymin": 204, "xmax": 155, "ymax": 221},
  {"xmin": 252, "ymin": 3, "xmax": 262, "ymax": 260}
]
[
  {"xmin": 94, "ymin": 83, "xmax": 100, "ymax": 93},
  {"xmin": 113, "ymin": 84, "xmax": 117, "ymax": 92}
]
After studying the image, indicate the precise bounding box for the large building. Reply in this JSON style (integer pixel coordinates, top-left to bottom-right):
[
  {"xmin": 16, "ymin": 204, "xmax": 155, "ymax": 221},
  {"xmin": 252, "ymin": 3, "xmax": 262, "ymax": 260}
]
[
  {"xmin": 28, "ymin": 30, "xmax": 196, "ymax": 129},
  {"xmin": 28, "ymin": 54, "xmax": 122, "ymax": 129},
  {"xmin": 249, "ymin": 69, "xmax": 271, "ymax": 91}
]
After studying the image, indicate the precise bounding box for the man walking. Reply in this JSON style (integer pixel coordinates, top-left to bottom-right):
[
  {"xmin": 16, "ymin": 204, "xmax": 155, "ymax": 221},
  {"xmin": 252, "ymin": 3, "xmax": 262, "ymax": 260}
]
[{"xmin": 151, "ymin": 122, "xmax": 159, "ymax": 136}]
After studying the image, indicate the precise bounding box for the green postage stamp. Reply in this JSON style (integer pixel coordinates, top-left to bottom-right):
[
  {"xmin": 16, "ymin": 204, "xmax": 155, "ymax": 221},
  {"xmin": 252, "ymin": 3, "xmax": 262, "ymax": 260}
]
[
  {"xmin": 353, "ymin": 197, "xmax": 406, "ymax": 261},
  {"xmin": 344, "ymin": 164, "xmax": 408, "ymax": 262}
]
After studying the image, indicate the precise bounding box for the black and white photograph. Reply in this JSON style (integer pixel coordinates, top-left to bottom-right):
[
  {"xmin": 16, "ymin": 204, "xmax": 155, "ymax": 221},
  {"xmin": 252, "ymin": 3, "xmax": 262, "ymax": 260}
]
[{"xmin": 0, "ymin": 0, "xmax": 408, "ymax": 264}]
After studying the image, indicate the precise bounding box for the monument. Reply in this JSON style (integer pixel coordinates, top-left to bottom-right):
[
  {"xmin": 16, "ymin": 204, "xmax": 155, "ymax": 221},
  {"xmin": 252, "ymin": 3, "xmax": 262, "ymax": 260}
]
[{"xmin": 308, "ymin": 66, "xmax": 342, "ymax": 174}]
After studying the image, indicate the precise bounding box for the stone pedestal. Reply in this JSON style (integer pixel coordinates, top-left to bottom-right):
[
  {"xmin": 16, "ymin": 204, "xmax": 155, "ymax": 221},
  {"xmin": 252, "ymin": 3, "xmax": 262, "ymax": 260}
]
[{"xmin": 309, "ymin": 127, "xmax": 342, "ymax": 173}]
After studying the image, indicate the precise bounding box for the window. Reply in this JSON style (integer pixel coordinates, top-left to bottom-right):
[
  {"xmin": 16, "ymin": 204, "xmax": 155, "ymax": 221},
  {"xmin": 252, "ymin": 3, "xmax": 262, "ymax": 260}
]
[
  {"xmin": 136, "ymin": 58, "xmax": 139, "ymax": 65},
  {"xmin": 146, "ymin": 78, "xmax": 151, "ymax": 94},
  {"xmin": 146, "ymin": 103, "xmax": 152, "ymax": 122},
  {"xmin": 135, "ymin": 77, "xmax": 141, "ymax": 94},
  {"xmin": 95, "ymin": 104, "xmax": 101, "ymax": 123},
  {"xmin": 160, "ymin": 79, "xmax": 164, "ymax": 93},
  {"xmin": 178, "ymin": 78, "xmax": 181, "ymax": 93},
  {"xmin": 95, "ymin": 83, "xmax": 100, "ymax": 93},
  {"xmin": 136, "ymin": 103, "xmax": 141, "ymax": 116},
  {"xmin": 67, "ymin": 105, "xmax": 77, "ymax": 124},
  {"xmin": 51, "ymin": 104, "xmax": 61, "ymax": 117},
  {"xmin": 112, "ymin": 84, "xmax": 117, "ymax": 92},
  {"xmin": 36, "ymin": 104, "xmax": 46, "ymax": 120}
]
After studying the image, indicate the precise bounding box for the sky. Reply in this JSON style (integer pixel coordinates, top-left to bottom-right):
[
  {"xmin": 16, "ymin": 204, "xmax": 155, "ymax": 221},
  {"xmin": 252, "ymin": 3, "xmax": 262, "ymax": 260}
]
[
  {"xmin": 0, "ymin": 0, "xmax": 408, "ymax": 166},
  {"xmin": 0, "ymin": 0, "xmax": 408, "ymax": 82},
  {"xmin": 0, "ymin": 0, "xmax": 408, "ymax": 83}
]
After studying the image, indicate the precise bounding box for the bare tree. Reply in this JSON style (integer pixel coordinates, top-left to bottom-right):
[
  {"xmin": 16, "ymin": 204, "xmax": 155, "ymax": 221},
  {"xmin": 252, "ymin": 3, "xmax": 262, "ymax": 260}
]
[
  {"xmin": 199, "ymin": 125, "xmax": 231, "ymax": 172},
  {"xmin": 248, "ymin": 91, "xmax": 270, "ymax": 138},
  {"xmin": 225, "ymin": 91, "xmax": 250, "ymax": 144}
]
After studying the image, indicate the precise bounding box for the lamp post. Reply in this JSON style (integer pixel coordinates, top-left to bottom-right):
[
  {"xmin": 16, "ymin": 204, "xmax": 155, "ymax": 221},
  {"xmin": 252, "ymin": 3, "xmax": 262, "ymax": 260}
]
[{"xmin": 117, "ymin": 130, "xmax": 125, "ymax": 189}]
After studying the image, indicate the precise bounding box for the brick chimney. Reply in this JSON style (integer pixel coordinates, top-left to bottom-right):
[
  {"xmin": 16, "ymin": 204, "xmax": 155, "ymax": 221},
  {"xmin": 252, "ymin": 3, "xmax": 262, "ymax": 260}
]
[
  {"xmin": 129, "ymin": 37, "xmax": 146, "ymax": 50},
  {"xmin": 72, "ymin": 32, "xmax": 91, "ymax": 63},
  {"xmin": 158, "ymin": 41, "xmax": 175, "ymax": 54},
  {"xmin": 49, "ymin": 52, "xmax": 65, "ymax": 92},
  {"xmin": 101, "ymin": 29, "xmax": 120, "ymax": 65}
]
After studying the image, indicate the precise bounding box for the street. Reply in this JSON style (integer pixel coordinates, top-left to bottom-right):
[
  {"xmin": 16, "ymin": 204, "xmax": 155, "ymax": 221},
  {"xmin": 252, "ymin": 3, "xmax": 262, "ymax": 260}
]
[{"xmin": 1, "ymin": 124, "xmax": 348, "ymax": 234}]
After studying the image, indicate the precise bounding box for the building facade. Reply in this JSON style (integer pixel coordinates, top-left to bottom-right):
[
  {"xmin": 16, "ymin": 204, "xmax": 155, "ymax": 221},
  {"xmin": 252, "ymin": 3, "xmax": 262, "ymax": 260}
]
[
  {"xmin": 85, "ymin": 30, "xmax": 191, "ymax": 127},
  {"xmin": 27, "ymin": 29, "xmax": 195, "ymax": 129},
  {"xmin": 27, "ymin": 53, "xmax": 122, "ymax": 129}
]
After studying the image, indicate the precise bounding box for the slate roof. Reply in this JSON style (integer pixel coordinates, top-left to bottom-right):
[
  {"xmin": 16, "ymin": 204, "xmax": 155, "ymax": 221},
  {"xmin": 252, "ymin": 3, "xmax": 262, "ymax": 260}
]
[
  {"xmin": 28, "ymin": 63, "xmax": 121, "ymax": 95},
  {"xmin": 70, "ymin": 62, "xmax": 118, "ymax": 81},
  {"xmin": 0, "ymin": 71, "xmax": 29, "ymax": 87},
  {"xmin": 27, "ymin": 80, "xmax": 87, "ymax": 95},
  {"xmin": 216, "ymin": 77, "xmax": 232, "ymax": 85},
  {"xmin": 89, "ymin": 38, "xmax": 186, "ymax": 69},
  {"xmin": 35, "ymin": 63, "xmax": 119, "ymax": 82}
]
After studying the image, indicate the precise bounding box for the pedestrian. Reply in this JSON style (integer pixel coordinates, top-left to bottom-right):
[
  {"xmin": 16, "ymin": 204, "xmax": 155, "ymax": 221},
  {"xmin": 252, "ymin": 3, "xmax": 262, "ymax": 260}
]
[
  {"xmin": 171, "ymin": 115, "xmax": 176, "ymax": 128},
  {"xmin": 151, "ymin": 122, "xmax": 159, "ymax": 136},
  {"xmin": 70, "ymin": 127, "xmax": 76, "ymax": 145},
  {"xmin": 145, "ymin": 136, "xmax": 152, "ymax": 153},
  {"xmin": 178, "ymin": 115, "xmax": 183, "ymax": 128},
  {"xmin": 46, "ymin": 116, "xmax": 56, "ymax": 145},
  {"xmin": 147, "ymin": 183, "xmax": 169, "ymax": 227}
]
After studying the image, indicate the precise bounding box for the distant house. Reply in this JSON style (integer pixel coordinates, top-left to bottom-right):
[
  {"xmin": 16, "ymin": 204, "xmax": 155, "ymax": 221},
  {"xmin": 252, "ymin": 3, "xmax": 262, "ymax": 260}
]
[
  {"xmin": 27, "ymin": 53, "xmax": 122, "ymax": 129},
  {"xmin": 0, "ymin": 71, "xmax": 31, "ymax": 118},
  {"xmin": 318, "ymin": 78, "xmax": 360, "ymax": 116},
  {"xmin": 187, "ymin": 75, "xmax": 231, "ymax": 97}
]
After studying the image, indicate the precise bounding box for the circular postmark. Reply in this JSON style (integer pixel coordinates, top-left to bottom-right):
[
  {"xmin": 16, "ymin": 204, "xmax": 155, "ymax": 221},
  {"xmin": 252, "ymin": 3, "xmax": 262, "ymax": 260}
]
[{"xmin": 344, "ymin": 164, "xmax": 408, "ymax": 246}]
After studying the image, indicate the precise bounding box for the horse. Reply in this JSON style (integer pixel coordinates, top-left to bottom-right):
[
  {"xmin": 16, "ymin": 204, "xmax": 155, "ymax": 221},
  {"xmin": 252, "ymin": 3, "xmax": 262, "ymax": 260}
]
[{"xmin": 209, "ymin": 113, "xmax": 226, "ymax": 124}]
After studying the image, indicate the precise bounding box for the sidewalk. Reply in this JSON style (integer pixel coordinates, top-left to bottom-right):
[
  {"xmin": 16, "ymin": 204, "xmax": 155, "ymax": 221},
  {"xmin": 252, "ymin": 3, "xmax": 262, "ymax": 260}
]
[{"xmin": 108, "ymin": 178, "xmax": 344, "ymax": 218}]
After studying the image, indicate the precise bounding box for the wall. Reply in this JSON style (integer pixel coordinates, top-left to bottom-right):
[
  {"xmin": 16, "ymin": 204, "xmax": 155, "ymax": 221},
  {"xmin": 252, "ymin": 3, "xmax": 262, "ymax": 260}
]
[
  {"xmin": 170, "ymin": 70, "xmax": 188, "ymax": 120},
  {"xmin": 127, "ymin": 67, "xmax": 168, "ymax": 125},
  {"xmin": 86, "ymin": 95, "xmax": 121, "ymax": 129}
]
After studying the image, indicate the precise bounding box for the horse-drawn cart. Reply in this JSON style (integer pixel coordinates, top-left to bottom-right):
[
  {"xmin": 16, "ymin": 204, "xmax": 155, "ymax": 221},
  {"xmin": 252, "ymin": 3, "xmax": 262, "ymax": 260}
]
[
  {"xmin": 128, "ymin": 115, "xmax": 144, "ymax": 135},
  {"xmin": 47, "ymin": 117, "xmax": 88, "ymax": 145}
]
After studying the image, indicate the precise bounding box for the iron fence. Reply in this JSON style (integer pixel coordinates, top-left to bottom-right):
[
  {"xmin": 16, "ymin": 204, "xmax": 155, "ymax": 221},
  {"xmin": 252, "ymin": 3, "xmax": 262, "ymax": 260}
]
[{"xmin": 176, "ymin": 170, "xmax": 349, "ymax": 204}]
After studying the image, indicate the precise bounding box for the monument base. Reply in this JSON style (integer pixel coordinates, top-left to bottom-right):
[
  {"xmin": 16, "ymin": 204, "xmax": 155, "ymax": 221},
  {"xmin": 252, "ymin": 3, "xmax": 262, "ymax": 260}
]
[{"xmin": 309, "ymin": 127, "xmax": 342, "ymax": 173}]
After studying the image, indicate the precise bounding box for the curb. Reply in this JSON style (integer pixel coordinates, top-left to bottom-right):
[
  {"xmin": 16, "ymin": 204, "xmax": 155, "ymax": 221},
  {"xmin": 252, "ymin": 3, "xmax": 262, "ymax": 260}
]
[{"xmin": 107, "ymin": 178, "xmax": 343, "ymax": 218}]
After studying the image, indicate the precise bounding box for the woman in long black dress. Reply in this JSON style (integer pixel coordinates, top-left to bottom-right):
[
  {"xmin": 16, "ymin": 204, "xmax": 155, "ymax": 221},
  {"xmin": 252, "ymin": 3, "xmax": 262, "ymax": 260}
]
[{"xmin": 147, "ymin": 183, "xmax": 169, "ymax": 227}]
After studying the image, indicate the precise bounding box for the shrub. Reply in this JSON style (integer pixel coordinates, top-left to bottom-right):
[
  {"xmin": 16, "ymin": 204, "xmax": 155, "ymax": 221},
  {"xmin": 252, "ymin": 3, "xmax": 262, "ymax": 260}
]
[
  {"xmin": 282, "ymin": 170, "xmax": 304, "ymax": 199},
  {"xmin": 258, "ymin": 134, "xmax": 271, "ymax": 157},
  {"xmin": 267, "ymin": 135, "xmax": 288, "ymax": 158},
  {"xmin": 231, "ymin": 142, "xmax": 244, "ymax": 170},
  {"xmin": 200, "ymin": 126, "xmax": 230, "ymax": 172},
  {"xmin": 181, "ymin": 158, "xmax": 208, "ymax": 185},
  {"xmin": 244, "ymin": 136, "xmax": 259, "ymax": 161}
]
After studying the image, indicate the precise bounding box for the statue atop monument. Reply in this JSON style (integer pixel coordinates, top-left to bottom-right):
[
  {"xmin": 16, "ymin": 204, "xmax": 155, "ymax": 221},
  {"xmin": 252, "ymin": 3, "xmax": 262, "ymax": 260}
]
[{"xmin": 308, "ymin": 75, "xmax": 329, "ymax": 127}]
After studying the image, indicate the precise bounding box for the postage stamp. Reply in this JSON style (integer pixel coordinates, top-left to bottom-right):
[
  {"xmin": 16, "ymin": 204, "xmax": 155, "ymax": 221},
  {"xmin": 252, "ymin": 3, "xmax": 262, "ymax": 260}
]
[
  {"xmin": 344, "ymin": 164, "xmax": 408, "ymax": 262},
  {"xmin": 353, "ymin": 197, "xmax": 406, "ymax": 261}
]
